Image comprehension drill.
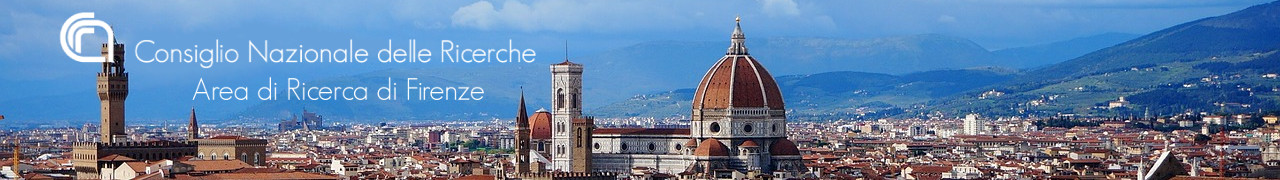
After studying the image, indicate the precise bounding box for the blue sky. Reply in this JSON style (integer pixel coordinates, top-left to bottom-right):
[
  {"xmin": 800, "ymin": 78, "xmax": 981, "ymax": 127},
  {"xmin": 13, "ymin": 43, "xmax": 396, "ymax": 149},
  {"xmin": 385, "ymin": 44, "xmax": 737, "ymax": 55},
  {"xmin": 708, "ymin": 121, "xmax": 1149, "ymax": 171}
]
[
  {"xmin": 1, "ymin": 0, "xmax": 1269, "ymax": 89},
  {"xmin": 0, "ymin": 0, "xmax": 1273, "ymax": 124}
]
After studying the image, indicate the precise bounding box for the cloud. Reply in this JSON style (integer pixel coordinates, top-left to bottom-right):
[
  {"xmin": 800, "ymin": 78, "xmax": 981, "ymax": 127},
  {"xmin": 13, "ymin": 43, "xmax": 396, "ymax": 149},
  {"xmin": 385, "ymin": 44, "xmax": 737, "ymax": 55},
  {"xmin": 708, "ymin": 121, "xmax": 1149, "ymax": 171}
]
[
  {"xmin": 761, "ymin": 0, "xmax": 801, "ymax": 16},
  {"xmin": 451, "ymin": 0, "xmax": 604, "ymax": 32},
  {"xmin": 452, "ymin": 1, "xmax": 504, "ymax": 30},
  {"xmin": 448, "ymin": 0, "xmax": 832, "ymax": 33},
  {"xmin": 448, "ymin": 0, "xmax": 694, "ymax": 33}
]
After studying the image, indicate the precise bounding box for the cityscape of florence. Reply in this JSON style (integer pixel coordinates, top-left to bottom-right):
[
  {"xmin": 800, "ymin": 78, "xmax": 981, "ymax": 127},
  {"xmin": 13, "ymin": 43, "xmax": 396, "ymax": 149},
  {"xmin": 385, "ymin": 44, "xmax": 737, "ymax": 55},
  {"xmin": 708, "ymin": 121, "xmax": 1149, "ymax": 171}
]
[{"xmin": 5, "ymin": 0, "xmax": 1280, "ymax": 179}]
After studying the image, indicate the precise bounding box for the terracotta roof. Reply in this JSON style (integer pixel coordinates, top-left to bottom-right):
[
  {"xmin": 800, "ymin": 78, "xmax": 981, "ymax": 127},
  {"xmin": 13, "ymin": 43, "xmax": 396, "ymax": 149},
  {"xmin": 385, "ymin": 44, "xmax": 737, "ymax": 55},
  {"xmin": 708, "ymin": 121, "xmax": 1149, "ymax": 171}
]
[
  {"xmin": 98, "ymin": 154, "xmax": 137, "ymax": 161},
  {"xmin": 206, "ymin": 172, "xmax": 340, "ymax": 179},
  {"xmin": 691, "ymin": 35, "xmax": 784, "ymax": 110},
  {"xmin": 553, "ymin": 60, "xmax": 578, "ymax": 66},
  {"xmin": 529, "ymin": 111, "xmax": 553, "ymax": 139},
  {"xmin": 740, "ymin": 140, "xmax": 759, "ymax": 147},
  {"xmin": 457, "ymin": 175, "xmax": 497, "ymax": 180},
  {"xmin": 124, "ymin": 161, "xmax": 149, "ymax": 173},
  {"xmin": 909, "ymin": 165, "xmax": 953, "ymax": 173},
  {"xmin": 771, "ymin": 139, "xmax": 801, "ymax": 156},
  {"xmin": 693, "ymin": 138, "xmax": 730, "ymax": 156},
  {"xmin": 207, "ymin": 136, "xmax": 251, "ymax": 140},
  {"xmin": 593, "ymin": 128, "xmax": 690, "ymax": 135},
  {"xmin": 234, "ymin": 167, "xmax": 288, "ymax": 173},
  {"xmin": 175, "ymin": 155, "xmax": 197, "ymax": 161},
  {"xmin": 183, "ymin": 159, "xmax": 251, "ymax": 172}
]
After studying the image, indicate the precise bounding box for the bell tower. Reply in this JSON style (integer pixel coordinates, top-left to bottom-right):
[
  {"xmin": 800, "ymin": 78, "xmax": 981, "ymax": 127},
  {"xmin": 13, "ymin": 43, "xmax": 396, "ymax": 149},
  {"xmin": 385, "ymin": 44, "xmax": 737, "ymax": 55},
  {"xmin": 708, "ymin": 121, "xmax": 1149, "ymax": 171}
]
[
  {"xmin": 98, "ymin": 42, "xmax": 128, "ymax": 143},
  {"xmin": 188, "ymin": 107, "xmax": 199, "ymax": 140},
  {"xmin": 549, "ymin": 57, "xmax": 582, "ymax": 171}
]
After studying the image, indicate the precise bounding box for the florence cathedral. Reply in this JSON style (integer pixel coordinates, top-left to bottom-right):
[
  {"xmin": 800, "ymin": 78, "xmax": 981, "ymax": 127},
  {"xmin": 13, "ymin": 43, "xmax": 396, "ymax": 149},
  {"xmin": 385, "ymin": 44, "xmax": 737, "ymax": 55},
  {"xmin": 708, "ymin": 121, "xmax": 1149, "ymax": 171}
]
[{"xmin": 511, "ymin": 17, "xmax": 807, "ymax": 179}]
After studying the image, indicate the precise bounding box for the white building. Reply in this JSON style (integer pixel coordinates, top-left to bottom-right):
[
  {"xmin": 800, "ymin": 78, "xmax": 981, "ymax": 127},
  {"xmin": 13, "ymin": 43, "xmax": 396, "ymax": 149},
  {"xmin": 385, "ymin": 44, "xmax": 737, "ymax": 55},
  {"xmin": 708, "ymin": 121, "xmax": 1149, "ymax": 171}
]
[{"xmin": 964, "ymin": 114, "xmax": 983, "ymax": 135}]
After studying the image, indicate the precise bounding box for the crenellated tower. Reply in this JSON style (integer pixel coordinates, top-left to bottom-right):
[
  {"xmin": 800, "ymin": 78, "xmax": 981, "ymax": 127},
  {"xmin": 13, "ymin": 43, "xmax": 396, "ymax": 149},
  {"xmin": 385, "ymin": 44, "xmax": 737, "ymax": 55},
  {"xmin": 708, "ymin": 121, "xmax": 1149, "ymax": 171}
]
[
  {"xmin": 570, "ymin": 117, "xmax": 593, "ymax": 172},
  {"xmin": 97, "ymin": 42, "xmax": 128, "ymax": 143}
]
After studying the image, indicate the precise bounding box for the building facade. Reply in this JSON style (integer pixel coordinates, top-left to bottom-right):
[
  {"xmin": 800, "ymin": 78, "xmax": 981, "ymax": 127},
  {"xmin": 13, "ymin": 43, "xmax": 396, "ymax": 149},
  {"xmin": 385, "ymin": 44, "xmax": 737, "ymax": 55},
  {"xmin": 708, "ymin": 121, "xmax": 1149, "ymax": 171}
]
[
  {"xmin": 550, "ymin": 59, "xmax": 585, "ymax": 171},
  {"xmin": 964, "ymin": 114, "xmax": 983, "ymax": 135}
]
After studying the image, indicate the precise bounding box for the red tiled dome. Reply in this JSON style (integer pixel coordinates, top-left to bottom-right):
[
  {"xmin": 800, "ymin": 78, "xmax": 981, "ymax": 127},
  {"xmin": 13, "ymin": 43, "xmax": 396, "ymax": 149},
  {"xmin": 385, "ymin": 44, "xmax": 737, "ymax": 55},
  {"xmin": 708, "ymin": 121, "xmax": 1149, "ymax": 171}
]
[
  {"xmin": 770, "ymin": 139, "xmax": 801, "ymax": 156},
  {"xmin": 691, "ymin": 20, "xmax": 784, "ymax": 110},
  {"xmin": 693, "ymin": 138, "xmax": 730, "ymax": 156},
  {"xmin": 685, "ymin": 139, "xmax": 700, "ymax": 147},
  {"xmin": 740, "ymin": 140, "xmax": 760, "ymax": 147},
  {"xmin": 529, "ymin": 109, "xmax": 553, "ymax": 139}
]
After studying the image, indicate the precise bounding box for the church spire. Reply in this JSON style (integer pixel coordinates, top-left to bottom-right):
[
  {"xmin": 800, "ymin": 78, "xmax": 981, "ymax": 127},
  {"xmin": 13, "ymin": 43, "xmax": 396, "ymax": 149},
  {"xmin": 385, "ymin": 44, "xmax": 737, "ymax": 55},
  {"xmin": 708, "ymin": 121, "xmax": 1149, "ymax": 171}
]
[
  {"xmin": 514, "ymin": 87, "xmax": 532, "ymax": 173},
  {"xmin": 517, "ymin": 87, "xmax": 529, "ymax": 126},
  {"xmin": 727, "ymin": 16, "xmax": 748, "ymax": 55},
  {"xmin": 188, "ymin": 106, "xmax": 199, "ymax": 140}
]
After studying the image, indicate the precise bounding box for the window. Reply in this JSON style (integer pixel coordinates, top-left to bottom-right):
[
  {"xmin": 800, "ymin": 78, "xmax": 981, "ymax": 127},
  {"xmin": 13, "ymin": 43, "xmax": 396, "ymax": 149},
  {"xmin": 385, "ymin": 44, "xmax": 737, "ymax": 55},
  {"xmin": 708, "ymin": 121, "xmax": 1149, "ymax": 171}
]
[
  {"xmin": 594, "ymin": 143, "xmax": 601, "ymax": 150},
  {"xmin": 571, "ymin": 93, "xmax": 578, "ymax": 109},
  {"xmin": 744, "ymin": 124, "xmax": 753, "ymax": 133},
  {"xmin": 648, "ymin": 143, "xmax": 656, "ymax": 151},
  {"xmin": 557, "ymin": 89, "xmax": 565, "ymax": 109},
  {"xmin": 710, "ymin": 122, "xmax": 721, "ymax": 133}
]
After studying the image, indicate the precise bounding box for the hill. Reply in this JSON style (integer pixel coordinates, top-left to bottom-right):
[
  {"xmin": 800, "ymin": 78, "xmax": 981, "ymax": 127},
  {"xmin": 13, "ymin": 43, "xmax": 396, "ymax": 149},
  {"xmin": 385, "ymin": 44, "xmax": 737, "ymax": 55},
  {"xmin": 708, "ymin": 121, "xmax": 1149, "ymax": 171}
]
[
  {"xmin": 993, "ymin": 33, "xmax": 1139, "ymax": 68},
  {"xmin": 927, "ymin": 1, "xmax": 1280, "ymax": 117},
  {"xmin": 593, "ymin": 69, "xmax": 1015, "ymax": 120}
]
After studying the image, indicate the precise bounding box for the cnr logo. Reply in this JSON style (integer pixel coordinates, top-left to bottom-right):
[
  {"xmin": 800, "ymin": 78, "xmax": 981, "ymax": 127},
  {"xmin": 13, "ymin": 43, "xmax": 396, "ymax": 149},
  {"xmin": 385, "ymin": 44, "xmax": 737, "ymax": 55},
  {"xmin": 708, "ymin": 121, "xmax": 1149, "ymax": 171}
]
[{"xmin": 60, "ymin": 12, "xmax": 114, "ymax": 63}]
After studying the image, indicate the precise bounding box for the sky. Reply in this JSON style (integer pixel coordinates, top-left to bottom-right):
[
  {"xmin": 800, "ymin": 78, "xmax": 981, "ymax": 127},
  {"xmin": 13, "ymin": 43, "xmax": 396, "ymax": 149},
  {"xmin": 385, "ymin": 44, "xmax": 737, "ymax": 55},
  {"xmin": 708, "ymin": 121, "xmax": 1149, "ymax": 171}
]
[
  {"xmin": 2, "ymin": 0, "xmax": 1269, "ymax": 90},
  {"xmin": 0, "ymin": 0, "xmax": 1273, "ymax": 124}
]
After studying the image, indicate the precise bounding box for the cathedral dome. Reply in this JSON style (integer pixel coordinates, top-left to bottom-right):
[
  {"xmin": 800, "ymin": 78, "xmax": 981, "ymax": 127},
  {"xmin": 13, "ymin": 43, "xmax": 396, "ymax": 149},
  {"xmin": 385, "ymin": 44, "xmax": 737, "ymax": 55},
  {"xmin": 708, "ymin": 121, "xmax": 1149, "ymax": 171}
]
[
  {"xmin": 691, "ymin": 18, "xmax": 784, "ymax": 110},
  {"xmin": 770, "ymin": 139, "xmax": 801, "ymax": 156},
  {"xmin": 529, "ymin": 109, "xmax": 553, "ymax": 139},
  {"xmin": 740, "ymin": 140, "xmax": 759, "ymax": 147},
  {"xmin": 693, "ymin": 138, "xmax": 730, "ymax": 156},
  {"xmin": 685, "ymin": 139, "xmax": 700, "ymax": 147}
]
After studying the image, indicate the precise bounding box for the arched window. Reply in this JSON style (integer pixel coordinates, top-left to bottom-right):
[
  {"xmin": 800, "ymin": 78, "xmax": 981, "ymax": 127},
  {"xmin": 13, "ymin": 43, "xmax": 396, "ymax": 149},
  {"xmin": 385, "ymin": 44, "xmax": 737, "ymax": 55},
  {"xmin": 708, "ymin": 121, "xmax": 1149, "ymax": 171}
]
[
  {"xmin": 556, "ymin": 88, "xmax": 565, "ymax": 109},
  {"xmin": 576, "ymin": 128, "xmax": 583, "ymax": 147},
  {"xmin": 571, "ymin": 93, "xmax": 578, "ymax": 109}
]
